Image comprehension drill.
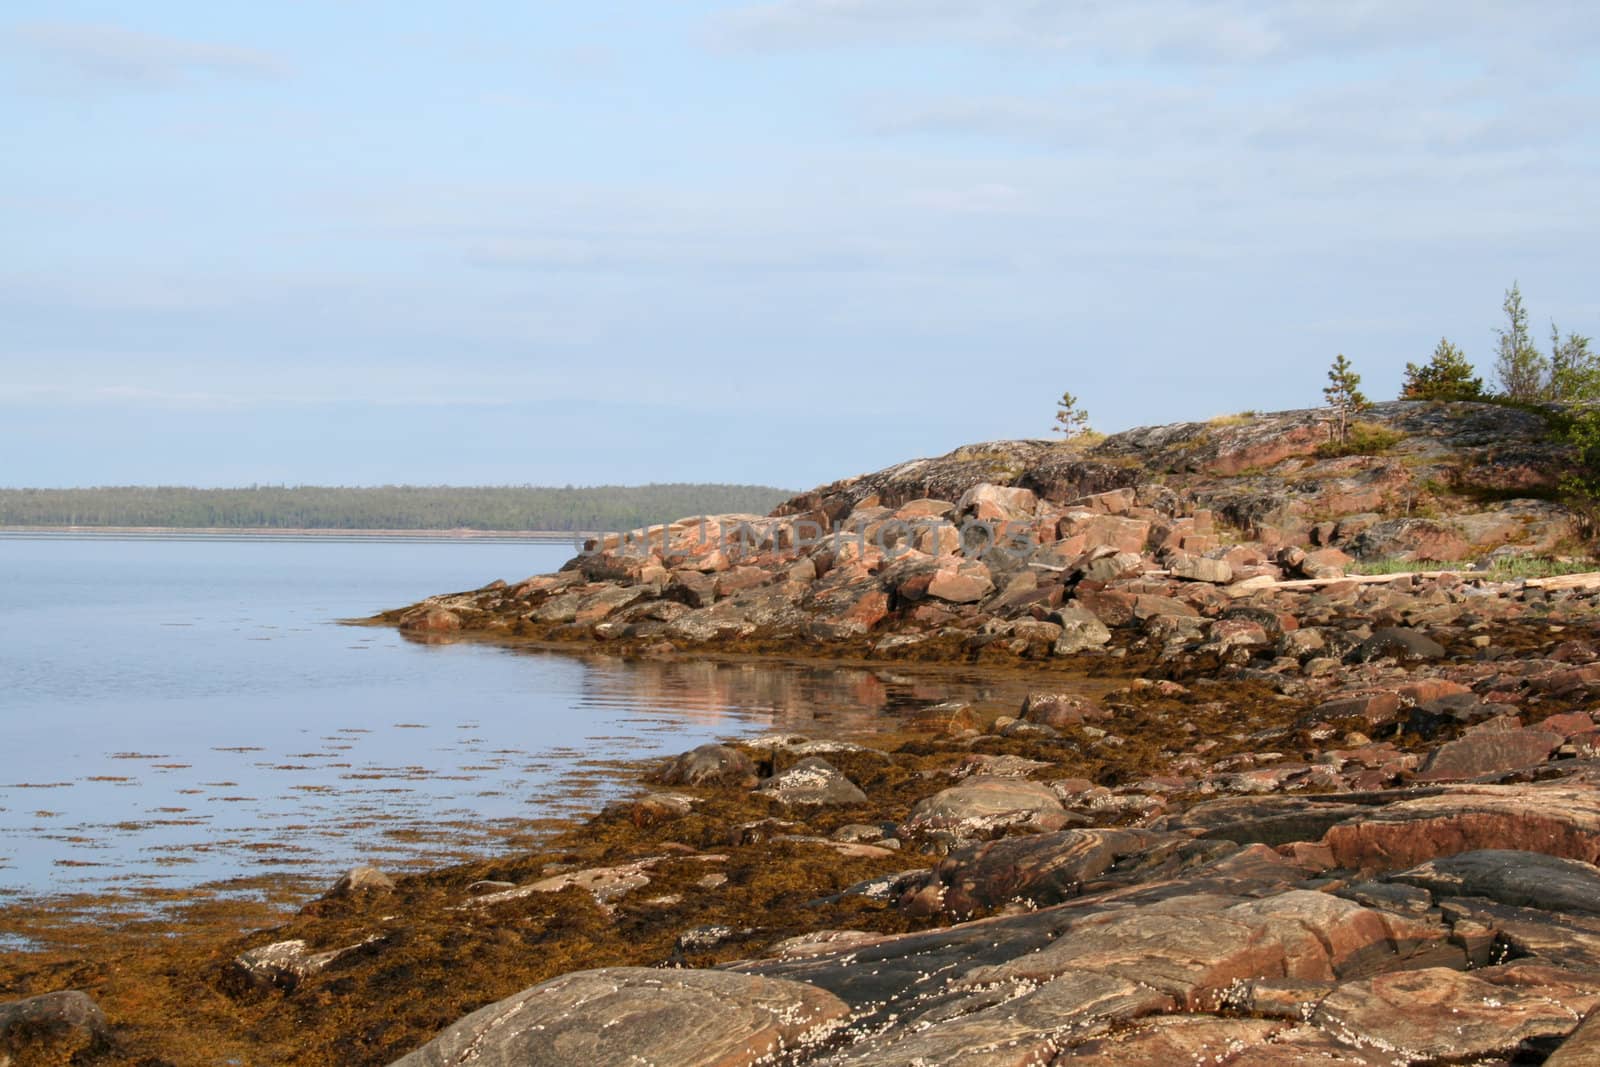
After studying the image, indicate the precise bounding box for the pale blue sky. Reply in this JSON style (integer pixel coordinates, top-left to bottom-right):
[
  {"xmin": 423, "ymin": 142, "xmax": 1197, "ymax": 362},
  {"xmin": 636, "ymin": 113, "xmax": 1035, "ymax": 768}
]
[{"xmin": 4, "ymin": 2, "xmax": 1597, "ymax": 488}]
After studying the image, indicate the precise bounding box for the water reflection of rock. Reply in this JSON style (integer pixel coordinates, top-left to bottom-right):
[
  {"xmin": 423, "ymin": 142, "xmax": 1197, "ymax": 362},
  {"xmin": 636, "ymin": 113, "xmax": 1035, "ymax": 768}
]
[{"xmin": 565, "ymin": 655, "xmax": 1041, "ymax": 735}]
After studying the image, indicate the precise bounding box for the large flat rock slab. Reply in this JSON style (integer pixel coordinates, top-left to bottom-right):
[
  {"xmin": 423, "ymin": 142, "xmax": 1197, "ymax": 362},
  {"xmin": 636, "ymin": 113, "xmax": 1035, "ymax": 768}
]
[
  {"xmin": 821, "ymin": 970, "xmax": 1171, "ymax": 1066},
  {"xmin": 1313, "ymin": 965, "xmax": 1600, "ymax": 1062},
  {"xmin": 387, "ymin": 967, "xmax": 849, "ymax": 1067},
  {"xmin": 968, "ymin": 890, "xmax": 1447, "ymax": 1008},
  {"xmin": 1387, "ymin": 849, "xmax": 1600, "ymax": 916},
  {"xmin": 1321, "ymin": 784, "xmax": 1600, "ymax": 870}
]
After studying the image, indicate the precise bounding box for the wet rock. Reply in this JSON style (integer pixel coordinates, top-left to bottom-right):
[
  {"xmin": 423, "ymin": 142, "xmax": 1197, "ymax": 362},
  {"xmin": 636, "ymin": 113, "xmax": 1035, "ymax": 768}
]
[
  {"xmin": 1154, "ymin": 794, "xmax": 1381, "ymax": 847},
  {"xmin": 400, "ymin": 607, "xmax": 461, "ymax": 634},
  {"xmin": 673, "ymin": 924, "xmax": 756, "ymax": 954},
  {"xmin": 757, "ymin": 757, "xmax": 868, "ymax": 807},
  {"xmin": 1346, "ymin": 627, "xmax": 1445, "ymax": 663},
  {"xmin": 470, "ymin": 858, "xmax": 666, "ymax": 910},
  {"xmin": 992, "ymin": 717, "xmax": 1059, "ymax": 740},
  {"xmin": 732, "ymin": 905, "xmax": 1085, "ymax": 1026},
  {"xmin": 765, "ymin": 929, "xmax": 883, "ymax": 959},
  {"xmin": 326, "ymin": 864, "xmax": 395, "ymax": 897},
  {"xmin": 1387, "ymin": 849, "xmax": 1600, "ymax": 915},
  {"xmin": 911, "ymin": 828, "xmax": 1190, "ymax": 919},
  {"xmin": 1322, "ymin": 784, "xmax": 1600, "ymax": 870},
  {"xmin": 827, "ymin": 969, "xmax": 1172, "ymax": 1066},
  {"xmin": 1019, "ymin": 692, "xmax": 1107, "ymax": 729},
  {"xmin": 1313, "ymin": 965, "xmax": 1600, "ymax": 1062},
  {"xmin": 832, "ymin": 823, "xmax": 892, "ymax": 844},
  {"xmin": 0, "ymin": 990, "xmax": 109, "ymax": 1062},
  {"xmin": 233, "ymin": 937, "xmax": 375, "ymax": 991},
  {"xmin": 1051, "ymin": 606, "xmax": 1112, "ymax": 654},
  {"xmin": 899, "ymin": 776, "xmax": 1074, "ymax": 840},
  {"xmin": 388, "ymin": 967, "xmax": 850, "ymax": 1067},
  {"xmin": 602, "ymin": 792, "xmax": 696, "ymax": 824},
  {"xmin": 949, "ymin": 753, "xmax": 1052, "ymax": 779},
  {"xmin": 908, "ymin": 701, "xmax": 980, "ymax": 735},
  {"xmin": 652, "ymin": 743, "xmax": 758, "ymax": 788},
  {"xmin": 1415, "ymin": 726, "xmax": 1562, "ymax": 780},
  {"xmin": 971, "ymin": 890, "xmax": 1444, "ymax": 1005}
]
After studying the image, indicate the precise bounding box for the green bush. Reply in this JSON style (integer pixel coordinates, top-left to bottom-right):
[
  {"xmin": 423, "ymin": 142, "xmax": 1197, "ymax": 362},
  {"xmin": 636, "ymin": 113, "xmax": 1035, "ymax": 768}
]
[{"xmin": 1315, "ymin": 421, "xmax": 1405, "ymax": 458}]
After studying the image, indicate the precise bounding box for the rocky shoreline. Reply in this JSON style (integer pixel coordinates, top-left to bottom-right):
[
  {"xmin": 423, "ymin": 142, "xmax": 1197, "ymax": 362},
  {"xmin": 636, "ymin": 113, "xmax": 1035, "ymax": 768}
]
[{"xmin": 12, "ymin": 400, "xmax": 1600, "ymax": 1065}]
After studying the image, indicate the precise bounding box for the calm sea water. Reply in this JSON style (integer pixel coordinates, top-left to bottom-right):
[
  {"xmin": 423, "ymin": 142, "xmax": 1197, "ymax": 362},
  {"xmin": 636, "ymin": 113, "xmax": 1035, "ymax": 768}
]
[{"xmin": 0, "ymin": 535, "xmax": 995, "ymax": 902}]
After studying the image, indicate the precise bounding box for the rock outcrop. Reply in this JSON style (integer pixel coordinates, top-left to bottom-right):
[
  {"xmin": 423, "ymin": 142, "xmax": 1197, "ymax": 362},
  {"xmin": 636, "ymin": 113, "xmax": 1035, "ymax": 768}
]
[{"xmin": 388, "ymin": 402, "xmax": 1588, "ymax": 678}]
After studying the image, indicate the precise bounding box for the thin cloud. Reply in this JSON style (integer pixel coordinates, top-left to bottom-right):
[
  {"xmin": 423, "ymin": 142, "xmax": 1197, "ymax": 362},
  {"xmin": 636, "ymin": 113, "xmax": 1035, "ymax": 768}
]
[
  {"xmin": 8, "ymin": 21, "xmax": 285, "ymax": 88},
  {"xmin": 713, "ymin": 0, "xmax": 1596, "ymax": 66}
]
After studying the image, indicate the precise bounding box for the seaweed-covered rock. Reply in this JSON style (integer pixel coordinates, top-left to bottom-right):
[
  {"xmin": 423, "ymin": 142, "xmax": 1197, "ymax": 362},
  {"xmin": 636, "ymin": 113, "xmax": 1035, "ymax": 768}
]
[
  {"xmin": 757, "ymin": 757, "xmax": 868, "ymax": 807},
  {"xmin": 899, "ymin": 777, "xmax": 1073, "ymax": 840},
  {"xmin": 653, "ymin": 743, "xmax": 759, "ymax": 788},
  {"xmin": 0, "ymin": 991, "xmax": 109, "ymax": 1063}
]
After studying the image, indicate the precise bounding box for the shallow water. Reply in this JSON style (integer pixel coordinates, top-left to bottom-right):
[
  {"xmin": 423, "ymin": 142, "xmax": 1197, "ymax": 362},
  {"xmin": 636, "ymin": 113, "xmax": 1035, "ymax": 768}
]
[{"xmin": 0, "ymin": 534, "xmax": 1005, "ymax": 901}]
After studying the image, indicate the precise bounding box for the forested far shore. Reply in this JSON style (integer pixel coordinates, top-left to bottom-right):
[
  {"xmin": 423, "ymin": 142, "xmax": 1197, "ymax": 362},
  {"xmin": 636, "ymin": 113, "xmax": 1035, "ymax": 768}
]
[{"xmin": 0, "ymin": 484, "xmax": 797, "ymax": 533}]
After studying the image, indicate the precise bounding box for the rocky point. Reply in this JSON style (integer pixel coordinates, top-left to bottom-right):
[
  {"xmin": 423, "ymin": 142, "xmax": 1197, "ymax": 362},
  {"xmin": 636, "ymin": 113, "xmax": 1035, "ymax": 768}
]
[{"xmin": 15, "ymin": 400, "xmax": 1600, "ymax": 1066}]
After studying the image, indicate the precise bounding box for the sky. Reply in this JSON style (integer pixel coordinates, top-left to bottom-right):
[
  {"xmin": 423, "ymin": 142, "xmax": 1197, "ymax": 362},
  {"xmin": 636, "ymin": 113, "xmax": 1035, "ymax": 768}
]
[{"xmin": 3, "ymin": 2, "xmax": 1597, "ymax": 489}]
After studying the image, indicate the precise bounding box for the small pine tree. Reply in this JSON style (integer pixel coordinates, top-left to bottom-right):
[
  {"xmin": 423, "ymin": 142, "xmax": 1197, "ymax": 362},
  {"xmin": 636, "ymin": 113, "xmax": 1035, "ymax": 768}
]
[
  {"xmin": 1547, "ymin": 322, "xmax": 1599, "ymax": 403},
  {"xmin": 1401, "ymin": 338, "xmax": 1483, "ymax": 401},
  {"xmin": 1494, "ymin": 282, "xmax": 1548, "ymax": 401},
  {"xmin": 1323, "ymin": 354, "xmax": 1369, "ymax": 444},
  {"xmin": 1053, "ymin": 391, "xmax": 1090, "ymax": 439}
]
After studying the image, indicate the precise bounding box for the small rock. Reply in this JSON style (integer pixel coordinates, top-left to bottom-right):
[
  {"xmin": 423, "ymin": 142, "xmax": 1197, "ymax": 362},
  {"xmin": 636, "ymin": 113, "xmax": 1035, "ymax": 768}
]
[
  {"xmin": 652, "ymin": 744, "xmax": 758, "ymax": 788},
  {"xmin": 1051, "ymin": 606, "xmax": 1112, "ymax": 655},
  {"xmin": 1346, "ymin": 627, "xmax": 1445, "ymax": 663},
  {"xmin": 1020, "ymin": 692, "xmax": 1107, "ymax": 729},
  {"xmin": 326, "ymin": 864, "xmax": 395, "ymax": 897},
  {"xmin": 756, "ymin": 757, "xmax": 868, "ymax": 807},
  {"xmin": 0, "ymin": 991, "xmax": 109, "ymax": 1062},
  {"xmin": 233, "ymin": 937, "xmax": 375, "ymax": 991},
  {"xmin": 899, "ymin": 776, "xmax": 1074, "ymax": 840}
]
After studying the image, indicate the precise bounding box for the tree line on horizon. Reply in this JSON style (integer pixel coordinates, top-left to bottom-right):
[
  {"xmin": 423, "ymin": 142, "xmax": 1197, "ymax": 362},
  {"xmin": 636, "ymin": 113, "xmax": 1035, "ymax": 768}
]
[{"xmin": 0, "ymin": 484, "xmax": 799, "ymax": 532}]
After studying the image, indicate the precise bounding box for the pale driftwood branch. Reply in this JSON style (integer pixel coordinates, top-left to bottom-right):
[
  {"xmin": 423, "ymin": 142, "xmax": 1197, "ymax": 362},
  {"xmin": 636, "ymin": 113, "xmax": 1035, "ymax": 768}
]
[
  {"xmin": 1265, "ymin": 570, "xmax": 1469, "ymax": 590},
  {"xmin": 1523, "ymin": 572, "xmax": 1600, "ymax": 591}
]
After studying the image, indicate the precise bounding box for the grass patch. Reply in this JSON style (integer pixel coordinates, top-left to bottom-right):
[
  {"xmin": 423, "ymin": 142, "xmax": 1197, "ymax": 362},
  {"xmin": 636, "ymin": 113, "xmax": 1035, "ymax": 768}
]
[
  {"xmin": 1207, "ymin": 412, "xmax": 1256, "ymax": 427},
  {"xmin": 1347, "ymin": 557, "xmax": 1436, "ymax": 576},
  {"xmin": 1315, "ymin": 422, "xmax": 1406, "ymax": 459},
  {"xmin": 1349, "ymin": 554, "xmax": 1598, "ymax": 579},
  {"xmin": 1482, "ymin": 554, "xmax": 1597, "ymax": 579}
]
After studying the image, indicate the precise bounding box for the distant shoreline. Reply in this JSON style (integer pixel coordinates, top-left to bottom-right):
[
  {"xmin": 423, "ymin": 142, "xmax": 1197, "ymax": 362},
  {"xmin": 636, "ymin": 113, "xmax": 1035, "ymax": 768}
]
[{"xmin": 0, "ymin": 525, "xmax": 589, "ymax": 544}]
